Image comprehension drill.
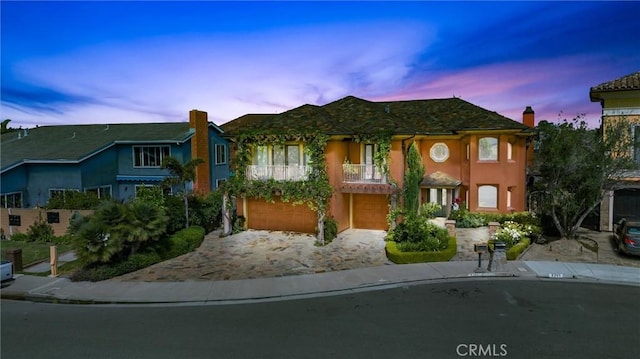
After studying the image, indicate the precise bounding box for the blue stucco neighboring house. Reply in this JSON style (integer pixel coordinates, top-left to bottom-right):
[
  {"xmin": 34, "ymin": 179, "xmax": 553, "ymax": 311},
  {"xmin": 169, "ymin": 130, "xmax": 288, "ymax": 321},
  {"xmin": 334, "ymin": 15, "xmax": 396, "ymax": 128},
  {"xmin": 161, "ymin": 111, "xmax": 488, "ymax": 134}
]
[{"xmin": 0, "ymin": 110, "xmax": 229, "ymax": 208}]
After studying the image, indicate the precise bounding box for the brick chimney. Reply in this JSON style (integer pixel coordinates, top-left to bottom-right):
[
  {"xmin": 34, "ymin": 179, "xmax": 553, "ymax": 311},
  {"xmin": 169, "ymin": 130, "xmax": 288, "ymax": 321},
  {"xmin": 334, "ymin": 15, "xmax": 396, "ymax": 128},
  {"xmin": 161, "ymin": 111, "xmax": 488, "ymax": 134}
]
[
  {"xmin": 189, "ymin": 109, "xmax": 211, "ymax": 194},
  {"xmin": 523, "ymin": 106, "xmax": 535, "ymax": 128}
]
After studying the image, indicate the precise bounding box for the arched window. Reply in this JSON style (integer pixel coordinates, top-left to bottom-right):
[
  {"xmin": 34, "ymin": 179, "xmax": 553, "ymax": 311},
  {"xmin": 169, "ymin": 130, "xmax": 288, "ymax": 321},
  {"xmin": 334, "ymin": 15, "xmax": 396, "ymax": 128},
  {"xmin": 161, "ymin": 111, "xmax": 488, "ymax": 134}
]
[
  {"xmin": 478, "ymin": 185, "xmax": 498, "ymax": 208},
  {"xmin": 479, "ymin": 137, "xmax": 498, "ymax": 161}
]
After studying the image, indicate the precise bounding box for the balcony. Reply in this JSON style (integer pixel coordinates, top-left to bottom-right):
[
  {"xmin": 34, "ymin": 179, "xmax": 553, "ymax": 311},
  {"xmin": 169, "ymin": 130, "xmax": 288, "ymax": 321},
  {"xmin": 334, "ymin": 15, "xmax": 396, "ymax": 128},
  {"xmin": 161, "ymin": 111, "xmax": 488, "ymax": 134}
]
[
  {"xmin": 342, "ymin": 164, "xmax": 387, "ymax": 183},
  {"xmin": 246, "ymin": 165, "xmax": 311, "ymax": 181}
]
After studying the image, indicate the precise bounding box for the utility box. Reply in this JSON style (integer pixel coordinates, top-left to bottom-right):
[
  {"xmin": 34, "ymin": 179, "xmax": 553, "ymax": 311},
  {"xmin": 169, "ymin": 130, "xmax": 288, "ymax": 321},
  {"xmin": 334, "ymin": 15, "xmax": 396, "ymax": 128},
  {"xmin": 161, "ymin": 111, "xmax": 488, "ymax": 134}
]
[{"xmin": 3, "ymin": 249, "xmax": 22, "ymax": 272}]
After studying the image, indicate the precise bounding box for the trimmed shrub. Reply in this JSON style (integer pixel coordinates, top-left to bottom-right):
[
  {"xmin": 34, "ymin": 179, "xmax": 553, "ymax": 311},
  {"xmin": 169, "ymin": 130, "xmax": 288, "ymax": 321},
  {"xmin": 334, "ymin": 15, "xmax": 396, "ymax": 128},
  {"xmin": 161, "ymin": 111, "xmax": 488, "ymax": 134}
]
[
  {"xmin": 385, "ymin": 237, "xmax": 457, "ymax": 264},
  {"xmin": 506, "ymin": 237, "xmax": 530, "ymax": 260},
  {"xmin": 163, "ymin": 226, "xmax": 206, "ymax": 259}
]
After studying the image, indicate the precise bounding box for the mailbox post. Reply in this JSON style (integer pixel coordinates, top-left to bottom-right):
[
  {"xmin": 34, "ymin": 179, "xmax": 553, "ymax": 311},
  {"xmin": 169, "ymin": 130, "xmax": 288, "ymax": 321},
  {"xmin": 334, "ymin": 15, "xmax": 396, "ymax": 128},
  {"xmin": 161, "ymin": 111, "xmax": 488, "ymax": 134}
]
[{"xmin": 473, "ymin": 243, "xmax": 488, "ymax": 273}]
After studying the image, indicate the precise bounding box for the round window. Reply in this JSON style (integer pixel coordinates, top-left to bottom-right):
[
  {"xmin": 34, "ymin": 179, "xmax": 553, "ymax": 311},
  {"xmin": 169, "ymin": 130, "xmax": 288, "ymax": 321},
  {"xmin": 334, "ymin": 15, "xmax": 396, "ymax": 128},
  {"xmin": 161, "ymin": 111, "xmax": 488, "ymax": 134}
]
[{"xmin": 430, "ymin": 143, "xmax": 449, "ymax": 163}]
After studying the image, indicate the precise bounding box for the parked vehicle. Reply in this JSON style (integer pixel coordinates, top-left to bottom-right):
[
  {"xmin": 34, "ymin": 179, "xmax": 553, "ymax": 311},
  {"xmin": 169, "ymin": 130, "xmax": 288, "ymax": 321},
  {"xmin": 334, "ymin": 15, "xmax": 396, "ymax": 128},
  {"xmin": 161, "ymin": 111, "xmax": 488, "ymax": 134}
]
[
  {"xmin": 614, "ymin": 218, "xmax": 640, "ymax": 257},
  {"xmin": 1, "ymin": 260, "xmax": 14, "ymax": 285}
]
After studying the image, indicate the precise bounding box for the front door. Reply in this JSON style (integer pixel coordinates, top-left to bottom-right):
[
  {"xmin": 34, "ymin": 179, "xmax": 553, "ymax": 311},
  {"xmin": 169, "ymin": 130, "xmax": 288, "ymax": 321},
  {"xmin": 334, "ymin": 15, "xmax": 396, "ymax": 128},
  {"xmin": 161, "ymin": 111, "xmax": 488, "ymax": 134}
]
[{"xmin": 426, "ymin": 188, "xmax": 448, "ymax": 217}]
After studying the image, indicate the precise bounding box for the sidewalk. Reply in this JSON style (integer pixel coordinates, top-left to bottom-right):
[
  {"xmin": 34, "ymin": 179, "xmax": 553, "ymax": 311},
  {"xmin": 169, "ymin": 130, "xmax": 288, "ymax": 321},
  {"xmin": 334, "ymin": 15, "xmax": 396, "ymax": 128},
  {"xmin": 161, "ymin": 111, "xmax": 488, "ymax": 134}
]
[{"xmin": 2, "ymin": 260, "xmax": 639, "ymax": 305}]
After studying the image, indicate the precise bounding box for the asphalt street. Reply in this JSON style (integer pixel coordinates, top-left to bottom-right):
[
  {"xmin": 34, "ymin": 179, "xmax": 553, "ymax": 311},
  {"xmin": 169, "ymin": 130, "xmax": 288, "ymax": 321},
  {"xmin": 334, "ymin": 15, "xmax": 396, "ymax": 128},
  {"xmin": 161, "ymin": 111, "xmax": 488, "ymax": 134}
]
[{"xmin": 2, "ymin": 279, "xmax": 639, "ymax": 359}]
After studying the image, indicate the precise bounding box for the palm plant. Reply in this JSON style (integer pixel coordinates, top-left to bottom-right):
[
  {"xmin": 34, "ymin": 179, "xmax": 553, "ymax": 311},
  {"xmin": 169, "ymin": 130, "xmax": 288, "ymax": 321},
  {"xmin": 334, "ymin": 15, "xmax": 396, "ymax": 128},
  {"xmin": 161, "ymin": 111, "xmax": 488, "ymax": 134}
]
[
  {"xmin": 124, "ymin": 201, "xmax": 168, "ymax": 254},
  {"xmin": 161, "ymin": 157, "xmax": 204, "ymax": 228}
]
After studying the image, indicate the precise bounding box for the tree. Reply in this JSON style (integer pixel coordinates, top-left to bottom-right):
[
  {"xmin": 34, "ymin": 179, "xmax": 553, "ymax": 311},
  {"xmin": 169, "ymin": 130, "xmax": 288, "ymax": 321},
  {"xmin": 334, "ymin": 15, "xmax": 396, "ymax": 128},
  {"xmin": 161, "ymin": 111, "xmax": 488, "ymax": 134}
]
[
  {"xmin": 1, "ymin": 119, "xmax": 16, "ymax": 134},
  {"xmin": 404, "ymin": 142, "xmax": 425, "ymax": 216},
  {"xmin": 534, "ymin": 117, "xmax": 638, "ymax": 239},
  {"xmin": 161, "ymin": 157, "xmax": 204, "ymax": 228}
]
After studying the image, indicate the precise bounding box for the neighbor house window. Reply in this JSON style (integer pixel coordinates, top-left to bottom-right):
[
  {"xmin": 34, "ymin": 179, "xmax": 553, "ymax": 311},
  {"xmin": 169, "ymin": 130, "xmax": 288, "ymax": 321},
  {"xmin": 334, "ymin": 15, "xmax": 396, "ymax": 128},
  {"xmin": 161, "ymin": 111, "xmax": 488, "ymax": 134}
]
[
  {"xmin": 479, "ymin": 137, "xmax": 498, "ymax": 161},
  {"xmin": 86, "ymin": 186, "xmax": 112, "ymax": 199},
  {"xmin": 133, "ymin": 145, "xmax": 170, "ymax": 167},
  {"xmin": 215, "ymin": 144, "xmax": 227, "ymax": 165},
  {"xmin": 1, "ymin": 192, "xmax": 23, "ymax": 208},
  {"xmin": 478, "ymin": 185, "xmax": 498, "ymax": 208}
]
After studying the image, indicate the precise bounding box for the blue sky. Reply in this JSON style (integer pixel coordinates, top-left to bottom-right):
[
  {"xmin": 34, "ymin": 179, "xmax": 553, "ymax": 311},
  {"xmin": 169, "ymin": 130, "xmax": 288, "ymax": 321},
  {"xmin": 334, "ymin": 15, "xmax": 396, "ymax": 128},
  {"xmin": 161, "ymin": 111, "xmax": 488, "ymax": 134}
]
[{"xmin": 1, "ymin": 1, "xmax": 639, "ymax": 128}]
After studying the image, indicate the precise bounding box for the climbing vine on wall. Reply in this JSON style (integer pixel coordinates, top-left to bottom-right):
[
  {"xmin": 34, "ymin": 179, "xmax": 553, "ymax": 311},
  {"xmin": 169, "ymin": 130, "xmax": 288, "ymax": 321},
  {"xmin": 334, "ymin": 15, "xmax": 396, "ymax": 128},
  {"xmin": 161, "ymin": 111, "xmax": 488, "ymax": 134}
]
[
  {"xmin": 223, "ymin": 132, "xmax": 333, "ymax": 214},
  {"xmin": 353, "ymin": 131, "xmax": 393, "ymax": 178}
]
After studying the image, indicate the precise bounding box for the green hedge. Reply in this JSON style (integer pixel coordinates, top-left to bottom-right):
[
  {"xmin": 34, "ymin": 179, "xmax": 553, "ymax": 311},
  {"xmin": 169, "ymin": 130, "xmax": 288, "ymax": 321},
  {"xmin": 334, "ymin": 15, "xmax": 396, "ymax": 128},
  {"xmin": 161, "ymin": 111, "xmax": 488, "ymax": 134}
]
[
  {"xmin": 71, "ymin": 226, "xmax": 206, "ymax": 282},
  {"xmin": 488, "ymin": 237, "xmax": 531, "ymax": 261},
  {"xmin": 385, "ymin": 237, "xmax": 457, "ymax": 264},
  {"xmin": 506, "ymin": 237, "xmax": 530, "ymax": 260},
  {"xmin": 163, "ymin": 225, "xmax": 206, "ymax": 259}
]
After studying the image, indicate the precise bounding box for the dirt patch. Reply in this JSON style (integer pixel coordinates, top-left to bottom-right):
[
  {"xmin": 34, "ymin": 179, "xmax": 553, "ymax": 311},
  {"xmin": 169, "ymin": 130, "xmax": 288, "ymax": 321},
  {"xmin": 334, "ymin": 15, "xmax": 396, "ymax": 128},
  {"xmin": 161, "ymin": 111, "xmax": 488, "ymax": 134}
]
[{"xmin": 520, "ymin": 229, "xmax": 640, "ymax": 268}]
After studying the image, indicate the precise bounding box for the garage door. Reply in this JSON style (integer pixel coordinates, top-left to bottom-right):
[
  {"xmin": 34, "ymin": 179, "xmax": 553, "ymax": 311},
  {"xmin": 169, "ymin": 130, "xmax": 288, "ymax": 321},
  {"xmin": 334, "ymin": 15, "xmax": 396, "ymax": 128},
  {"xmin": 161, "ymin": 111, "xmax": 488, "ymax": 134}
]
[
  {"xmin": 614, "ymin": 188, "xmax": 640, "ymax": 222},
  {"xmin": 353, "ymin": 194, "xmax": 389, "ymax": 230},
  {"xmin": 247, "ymin": 197, "xmax": 317, "ymax": 233}
]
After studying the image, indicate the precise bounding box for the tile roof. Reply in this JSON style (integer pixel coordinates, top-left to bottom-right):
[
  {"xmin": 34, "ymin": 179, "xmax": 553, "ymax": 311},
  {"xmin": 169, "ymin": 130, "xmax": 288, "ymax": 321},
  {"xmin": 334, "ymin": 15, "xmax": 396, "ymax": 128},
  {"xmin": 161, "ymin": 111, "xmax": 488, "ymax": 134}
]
[
  {"xmin": 220, "ymin": 96, "xmax": 530, "ymax": 137},
  {"xmin": 590, "ymin": 71, "xmax": 640, "ymax": 94},
  {"xmin": 421, "ymin": 171, "xmax": 462, "ymax": 188},
  {"xmin": 1, "ymin": 122, "xmax": 193, "ymax": 171}
]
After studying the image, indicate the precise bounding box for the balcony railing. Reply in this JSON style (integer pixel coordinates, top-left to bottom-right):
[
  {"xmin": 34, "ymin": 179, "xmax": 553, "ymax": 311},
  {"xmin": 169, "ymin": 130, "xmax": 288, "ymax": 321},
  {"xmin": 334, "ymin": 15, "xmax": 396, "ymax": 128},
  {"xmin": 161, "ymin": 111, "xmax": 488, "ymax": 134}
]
[
  {"xmin": 342, "ymin": 164, "xmax": 386, "ymax": 183},
  {"xmin": 246, "ymin": 165, "xmax": 311, "ymax": 181}
]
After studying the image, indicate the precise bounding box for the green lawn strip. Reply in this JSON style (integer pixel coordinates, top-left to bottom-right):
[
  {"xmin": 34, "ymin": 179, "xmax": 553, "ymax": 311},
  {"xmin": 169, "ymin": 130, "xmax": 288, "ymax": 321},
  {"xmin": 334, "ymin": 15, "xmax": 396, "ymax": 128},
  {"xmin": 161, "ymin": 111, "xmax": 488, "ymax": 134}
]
[
  {"xmin": 0, "ymin": 240, "xmax": 72, "ymax": 268},
  {"xmin": 385, "ymin": 237, "xmax": 457, "ymax": 264}
]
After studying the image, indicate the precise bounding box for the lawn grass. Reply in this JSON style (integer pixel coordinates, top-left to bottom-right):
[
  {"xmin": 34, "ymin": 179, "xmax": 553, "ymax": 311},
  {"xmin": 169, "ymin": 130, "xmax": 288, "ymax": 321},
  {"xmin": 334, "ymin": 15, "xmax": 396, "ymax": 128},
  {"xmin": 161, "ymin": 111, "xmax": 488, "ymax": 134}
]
[{"xmin": 0, "ymin": 240, "xmax": 73, "ymax": 268}]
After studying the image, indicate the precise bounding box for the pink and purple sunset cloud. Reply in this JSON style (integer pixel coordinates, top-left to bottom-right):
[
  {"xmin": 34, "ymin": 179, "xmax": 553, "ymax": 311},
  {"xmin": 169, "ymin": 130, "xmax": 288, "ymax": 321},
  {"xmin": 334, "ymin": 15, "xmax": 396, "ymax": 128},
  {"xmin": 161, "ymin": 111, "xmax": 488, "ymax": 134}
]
[{"xmin": 1, "ymin": 1, "xmax": 638, "ymax": 129}]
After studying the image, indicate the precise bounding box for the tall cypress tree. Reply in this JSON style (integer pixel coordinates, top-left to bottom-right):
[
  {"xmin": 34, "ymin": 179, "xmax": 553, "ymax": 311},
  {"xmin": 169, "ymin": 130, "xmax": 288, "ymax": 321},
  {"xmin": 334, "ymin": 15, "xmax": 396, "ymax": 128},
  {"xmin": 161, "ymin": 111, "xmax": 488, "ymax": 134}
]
[{"xmin": 404, "ymin": 142, "xmax": 425, "ymax": 217}]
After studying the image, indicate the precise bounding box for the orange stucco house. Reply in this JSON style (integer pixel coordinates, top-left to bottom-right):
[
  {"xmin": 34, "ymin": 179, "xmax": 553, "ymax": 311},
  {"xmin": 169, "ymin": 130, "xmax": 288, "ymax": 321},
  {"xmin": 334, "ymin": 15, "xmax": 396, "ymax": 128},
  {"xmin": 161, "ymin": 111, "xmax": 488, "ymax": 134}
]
[{"xmin": 221, "ymin": 96, "xmax": 534, "ymax": 234}]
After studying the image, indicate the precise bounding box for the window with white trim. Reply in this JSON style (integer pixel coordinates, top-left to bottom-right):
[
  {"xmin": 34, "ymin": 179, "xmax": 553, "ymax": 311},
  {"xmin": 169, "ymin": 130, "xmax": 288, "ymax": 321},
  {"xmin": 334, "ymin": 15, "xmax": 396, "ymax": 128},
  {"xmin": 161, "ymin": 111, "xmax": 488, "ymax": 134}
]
[
  {"xmin": 86, "ymin": 186, "xmax": 112, "ymax": 199},
  {"xmin": 479, "ymin": 137, "xmax": 498, "ymax": 161},
  {"xmin": 133, "ymin": 146, "xmax": 170, "ymax": 167},
  {"xmin": 478, "ymin": 185, "xmax": 498, "ymax": 208},
  {"xmin": 252, "ymin": 144, "xmax": 306, "ymax": 165},
  {"xmin": 1, "ymin": 192, "xmax": 22, "ymax": 208},
  {"xmin": 215, "ymin": 144, "xmax": 227, "ymax": 165}
]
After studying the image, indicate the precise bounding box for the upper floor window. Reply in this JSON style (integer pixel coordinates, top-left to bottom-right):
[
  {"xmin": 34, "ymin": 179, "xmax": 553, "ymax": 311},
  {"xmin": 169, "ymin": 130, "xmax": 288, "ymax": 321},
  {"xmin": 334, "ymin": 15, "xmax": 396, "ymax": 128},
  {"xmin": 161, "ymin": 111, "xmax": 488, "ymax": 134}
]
[
  {"xmin": 478, "ymin": 185, "xmax": 498, "ymax": 208},
  {"xmin": 133, "ymin": 146, "xmax": 170, "ymax": 167},
  {"xmin": 215, "ymin": 144, "xmax": 227, "ymax": 165},
  {"xmin": 1, "ymin": 192, "xmax": 22, "ymax": 208},
  {"xmin": 507, "ymin": 142, "xmax": 513, "ymax": 161},
  {"xmin": 479, "ymin": 137, "xmax": 498, "ymax": 161},
  {"xmin": 253, "ymin": 144, "xmax": 307, "ymax": 166},
  {"xmin": 430, "ymin": 143, "xmax": 450, "ymax": 163}
]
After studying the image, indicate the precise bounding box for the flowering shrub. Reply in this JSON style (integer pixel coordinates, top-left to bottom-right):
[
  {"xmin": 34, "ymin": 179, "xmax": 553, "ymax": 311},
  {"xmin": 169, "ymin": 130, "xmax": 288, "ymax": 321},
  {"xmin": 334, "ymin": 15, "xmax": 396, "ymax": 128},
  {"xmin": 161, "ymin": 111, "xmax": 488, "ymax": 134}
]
[{"xmin": 492, "ymin": 221, "xmax": 541, "ymax": 248}]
